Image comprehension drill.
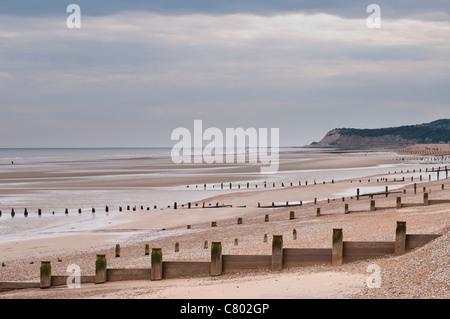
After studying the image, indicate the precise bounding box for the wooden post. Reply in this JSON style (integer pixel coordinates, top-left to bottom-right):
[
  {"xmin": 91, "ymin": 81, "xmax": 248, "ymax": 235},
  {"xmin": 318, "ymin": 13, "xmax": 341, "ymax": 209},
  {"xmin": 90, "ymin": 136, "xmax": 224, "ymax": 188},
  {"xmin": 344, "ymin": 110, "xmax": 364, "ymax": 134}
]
[
  {"xmin": 175, "ymin": 242, "xmax": 179, "ymax": 252},
  {"xmin": 151, "ymin": 248, "xmax": 163, "ymax": 280},
  {"xmin": 316, "ymin": 208, "xmax": 321, "ymax": 216},
  {"xmin": 395, "ymin": 221, "xmax": 407, "ymax": 255},
  {"xmin": 414, "ymin": 183, "xmax": 417, "ymax": 195},
  {"xmin": 344, "ymin": 203, "xmax": 349, "ymax": 214},
  {"xmin": 234, "ymin": 238, "xmax": 238, "ymax": 246},
  {"xmin": 174, "ymin": 202, "xmax": 177, "ymax": 209},
  {"xmin": 105, "ymin": 206, "xmax": 109, "ymax": 213},
  {"xmin": 40, "ymin": 261, "xmax": 52, "ymax": 289},
  {"xmin": 38, "ymin": 208, "xmax": 42, "ymax": 216},
  {"xmin": 385, "ymin": 186, "xmax": 389, "ymax": 198},
  {"xmin": 370, "ymin": 200, "xmax": 376, "ymax": 212},
  {"xmin": 95, "ymin": 254, "xmax": 107, "ymax": 284},
  {"xmin": 289, "ymin": 211, "xmax": 295, "ymax": 220},
  {"xmin": 115, "ymin": 244, "xmax": 120, "ymax": 258},
  {"xmin": 145, "ymin": 244, "xmax": 150, "ymax": 256},
  {"xmin": 293, "ymin": 229, "xmax": 297, "ymax": 240},
  {"xmin": 423, "ymin": 193, "xmax": 429, "ymax": 206},
  {"xmin": 210, "ymin": 242, "xmax": 222, "ymax": 276},
  {"xmin": 271, "ymin": 235, "xmax": 283, "ymax": 271},
  {"xmin": 237, "ymin": 217, "xmax": 243, "ymax": 224},
  {"xmin": 314, "ymin": 198, "xmax": 317, "ymax": 205},
  {"xmin": 264, "ymin": 214, "xmax": 269, "ymax": 222},
  {"xmin": 396, "ymin": 197, "xmax": 402, "ymax": 209},
  {"xmin": 264, "ymin": 234, "xmax": 268, "ymax": 243},
  {"xmin": 211, "ymin": 221, "xmax": 217, "ymax": 227},
  {"xmin": 357, "ymin": 188, "xmax": 360, "ymax": 200},
  {"xmin": 203, "ymin": 240, "xmax": 208, "ymax": 249},
  {"xmin": 332, "ymin": 229, "xmax": 343, "ymax": 266}
]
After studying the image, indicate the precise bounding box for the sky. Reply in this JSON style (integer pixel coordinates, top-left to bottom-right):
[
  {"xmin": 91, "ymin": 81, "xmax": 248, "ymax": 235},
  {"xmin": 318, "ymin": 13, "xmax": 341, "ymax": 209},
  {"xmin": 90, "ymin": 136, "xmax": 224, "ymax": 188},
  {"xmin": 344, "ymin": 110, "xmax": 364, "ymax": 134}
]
[{"xmin": 0, "ymin": 1, "xmax": 449, "ymax": 147}]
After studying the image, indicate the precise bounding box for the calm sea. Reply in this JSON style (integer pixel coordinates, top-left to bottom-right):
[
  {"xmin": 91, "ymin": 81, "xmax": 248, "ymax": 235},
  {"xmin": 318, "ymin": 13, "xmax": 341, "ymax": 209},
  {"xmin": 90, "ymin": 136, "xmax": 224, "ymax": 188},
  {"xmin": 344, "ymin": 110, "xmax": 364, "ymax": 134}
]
[{"xmin": 0, "ymin": 148, "xmax": 172, "ymax": 164}]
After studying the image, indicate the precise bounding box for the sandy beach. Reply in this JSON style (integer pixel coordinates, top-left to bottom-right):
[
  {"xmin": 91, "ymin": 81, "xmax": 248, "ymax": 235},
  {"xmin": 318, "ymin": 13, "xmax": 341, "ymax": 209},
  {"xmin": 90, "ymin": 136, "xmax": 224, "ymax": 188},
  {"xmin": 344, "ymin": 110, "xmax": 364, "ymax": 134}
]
[{"xmin": 0, "ymin": 148, "xmax": 448, "ymax": 299}]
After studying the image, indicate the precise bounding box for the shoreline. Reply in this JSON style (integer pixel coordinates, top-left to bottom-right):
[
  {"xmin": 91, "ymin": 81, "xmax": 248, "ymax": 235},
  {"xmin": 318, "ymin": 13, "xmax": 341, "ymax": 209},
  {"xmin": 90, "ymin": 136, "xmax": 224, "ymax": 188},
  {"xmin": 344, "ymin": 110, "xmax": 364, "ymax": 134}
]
[{"xmin": 0, "ymin": 148, "xmax": 448, "ymax": 299}]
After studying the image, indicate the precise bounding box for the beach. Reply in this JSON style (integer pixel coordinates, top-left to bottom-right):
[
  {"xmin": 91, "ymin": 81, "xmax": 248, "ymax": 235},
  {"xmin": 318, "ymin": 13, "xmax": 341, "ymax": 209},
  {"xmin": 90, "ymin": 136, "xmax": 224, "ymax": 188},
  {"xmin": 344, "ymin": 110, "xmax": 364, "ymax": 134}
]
[{"xmin": 0, "ymin": 147, "xmax": 448, "ymax": 299}]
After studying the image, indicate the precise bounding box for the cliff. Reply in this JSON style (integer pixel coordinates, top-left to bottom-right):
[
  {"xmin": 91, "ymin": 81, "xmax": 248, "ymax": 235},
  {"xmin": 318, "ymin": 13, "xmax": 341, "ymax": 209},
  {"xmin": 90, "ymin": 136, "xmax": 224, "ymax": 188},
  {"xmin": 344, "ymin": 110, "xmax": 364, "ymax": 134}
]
[{"xmin": 312, "ymin": 119, "xmax": 450, "ymax": 148}]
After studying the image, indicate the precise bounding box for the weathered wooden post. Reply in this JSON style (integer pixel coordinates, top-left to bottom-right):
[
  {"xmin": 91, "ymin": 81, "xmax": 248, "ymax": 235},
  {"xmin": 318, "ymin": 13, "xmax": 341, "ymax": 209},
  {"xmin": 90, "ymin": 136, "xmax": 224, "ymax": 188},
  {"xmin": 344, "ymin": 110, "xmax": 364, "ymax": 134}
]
[
  {"xmin": 65, "ymin": 208, "xmax": 68, "ymax": 215},
  {"xmin": 385, "ymin": 186, "xmax": 389, "ymax": 197},
  {"xmin": 414, "ymin": 183, "xmax": 417, "ymax": 195},
  {"xmin": 289, "ymin": 211, "xmax": 295, "ymax": 220},
  {"xmin": 237, "ymin": 217, "xmax": 243, "ymax": 225},
  {"xmin": 316, "ymin": 208, "xmax": 321, "ymax": 216},
  {"xmin": 145, "ymin": 244, "xmax": 150, "ymax": 256},
  {"xmin": 332, "ymin": 229, "xmax": 343, "ymax": 266},
  {"xmin": 293, "ymin": 229, "xmax": 297, "ymax": 240},
  {"xmin": 203, "ymin": 240, "xmax": 208, "ymax": 249},
  {"xmin": 314, "ymin": 198, "xmax": 317, "ymax": 205},
  {"xmin": 95, "ymin": 254, "xmax": 107, "ymax": 284},
  {"xmin": 344, "ymin": 203, "xmax": 349, "ymax": 214},
  {"xmin": 187, "ymin": 225, "xmax": 191, "ymax": 229},
  {"xmin": 40, "ymin": 261, "xmax": 51, "ymax": 289},
  {"xmin": 370, "ymin": 200, "xmax": 376, "ymax": 212},
  {"xmin": 24, "ymin": 208, "xmax": 28, "ymax": 217},
  {"xmin": 151, "ymin": 248, "xmax": 163, "ymax": 280},
  {"xmin": 92, "ymin": 208, "xmax": 95, "ymax": 213},
  {"xmin": 38, "ymin": 208, "xmax": 42, "ymax": 216},
  {"xmin": 115, "ymin": 244, "xmax": 120, "ymax": 258},
  {"xmin": 264, "ymin": 214, "xmax": 269, "ymax": 222},
  {"xmin": 105, "ymin": 206, "xmax": 109, "ymax": 213},
  {"xmin": 211, "ymin": 221, "xmax": 217, "ymax": 227},
  {"xmin": 119, "ymin": 206, "xmax": 122, "ymax": 212},
  {"xmin": 271, "ymin": 235, "xmax": 283, "ymax": 271},
  {"xmin": 264, "ymin": 234, "xmax": 268, "ymax": 243},
  {"xmin": 174, "ymin": 202, "xmax": 177, "ymax": 209},
  {"xmin": 175, "ymin": 242, "xmax": 179, "ymax": 252},
  {"xmin": 11, "ymin": 208, "xmax": 15, "ymax": 218},
  {"xmin": 395, "ymin": 221, "xmax": 407, "ymax": 255},
  {"xmin": 234, "ymin": 238, "xmax": 238, "ymax": 246},
  {"xmin": 442, "ymin": 184, "xmax": 445, "ymax": 190},
  {"xmin": 396, "ymin": 197, "xmax": 402, "ymax": 209},
  {"xmin": 423, "ymin": 193, "xmax": 429, "ymax": 206},
  {"xmin": 210, "ymin": 242, "xmax": 222, "ymax": 276},
  {"xmin": 357, "ymin": 188, "xmax": 360, "ymax": 200}
]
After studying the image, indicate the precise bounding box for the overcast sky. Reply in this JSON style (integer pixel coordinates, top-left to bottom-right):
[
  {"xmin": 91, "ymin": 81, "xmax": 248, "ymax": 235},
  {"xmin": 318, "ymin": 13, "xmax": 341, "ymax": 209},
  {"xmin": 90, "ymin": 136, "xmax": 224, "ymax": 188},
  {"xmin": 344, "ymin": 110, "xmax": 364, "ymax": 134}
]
[{"xmin": 1, "ymin": 1, "xmax": 449, "ymax": 147}]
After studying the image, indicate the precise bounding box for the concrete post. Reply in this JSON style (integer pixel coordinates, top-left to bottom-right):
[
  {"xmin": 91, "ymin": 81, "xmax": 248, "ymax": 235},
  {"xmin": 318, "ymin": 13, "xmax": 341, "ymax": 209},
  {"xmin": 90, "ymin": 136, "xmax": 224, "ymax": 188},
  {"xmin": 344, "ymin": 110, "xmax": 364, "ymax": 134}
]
[
  {"xmin": 271, "ymin": 235, "xmax": 283, "ymax": 271},
  {"xmin": 332, "ymin": 229, "xmax": 343, "ymax": 266},
  {"xmin": 151, "ymin": 248, "xmax": 163, "ymax": 280},
  {"xmin": 210, "ymin": 242, "xmax": 222, "ymax": 276},
  {"xmin": 40, "ymin": 261, "xmax": 52, "ymax": 289},
  {"xmin": 395, "ymin": 221, "xmax": 407, "ymax": 255},
  {"xmin": 95, "ymin": 254, "xmax": 107, "ymax": 284}
]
